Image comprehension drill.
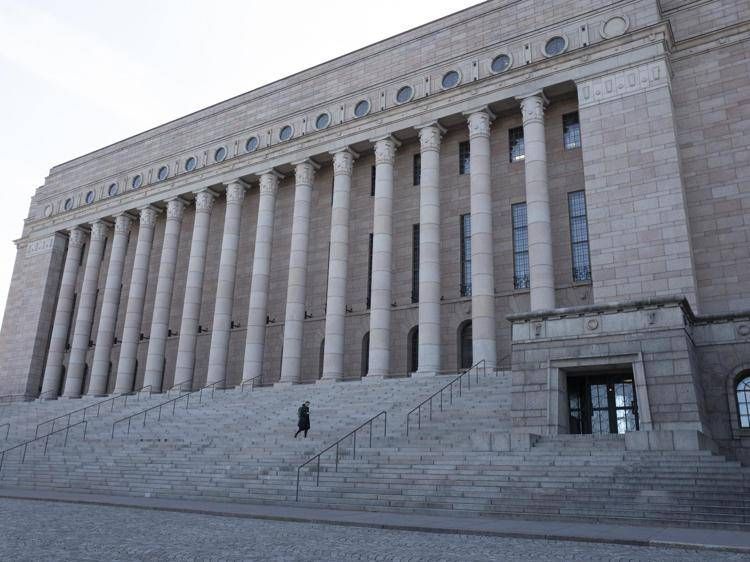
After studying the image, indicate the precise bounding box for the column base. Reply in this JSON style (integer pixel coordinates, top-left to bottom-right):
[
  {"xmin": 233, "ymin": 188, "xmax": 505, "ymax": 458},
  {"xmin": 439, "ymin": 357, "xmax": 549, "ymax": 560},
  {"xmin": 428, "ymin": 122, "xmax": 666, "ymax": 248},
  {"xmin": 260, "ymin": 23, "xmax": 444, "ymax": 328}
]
[
  {"xmin": 413, "ymin": 370, "xmax": 438, "ymax": 378},
  {"xmin": 317, "ymin": 377, "xmax": 341, "ymax": 384},
  {"xmin": 274, "ymin": 381, "xmax": 295, "ymax": 388},
  {"xmin": 361, "ymin": 373, "xmax": 386, "ymax": 383}
]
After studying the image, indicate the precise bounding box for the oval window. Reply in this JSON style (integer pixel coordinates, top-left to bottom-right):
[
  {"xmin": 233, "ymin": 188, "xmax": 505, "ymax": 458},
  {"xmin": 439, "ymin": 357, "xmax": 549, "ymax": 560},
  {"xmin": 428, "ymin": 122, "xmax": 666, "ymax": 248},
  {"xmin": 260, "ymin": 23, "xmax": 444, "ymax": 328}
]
[
  {"xmin": 279, "ymin": 125, "xmax": 293, "ymax": 141},
  {"xmin": 491, "ymin": 54, "xmax": 511, "ymax": 73},
  {"xmin": 108, "ymin": 182, "xmax": 119, "ymax": 196},
  {"xmin": 85, "ymin": 191, "xmax": 95, "ymax": 204},
  {"xmin": 157, "ymin": 166, "xmax": 169, "ymax": 181},
  {"xmin": 441, "ymin": 71, "xmax": 460, "ymax": 89},
  {"xmin": 132, "ymin": 175, "xmax": 143, "ymax": 189},
  {"xmin": 396, "ymin": 85, "xmax": 413, "ymax": 104},
  {"xmin": 245, "ymin": 136, "xmax": 259, "ymax": 153},
  {"xmin": 185, "ymin": 156, "xmax": 197, "ymax": 171},
  {"xmin": 354, "ymin": 99, "xmax": 370, "ymax": 118},
  {"xmin": 64, "ymin": 198, "xmax": 73, "ymax": 211},
  {"xmin": 214, "ymin": 147, "xmax": 227, "ymax": 162},
  {"xmin": 545, "ymin": 36, "xmax": 566, "ymax": 56},
  {"xmin": 315, "ymin": 113, "xmax": 330, "ymax": 130}
]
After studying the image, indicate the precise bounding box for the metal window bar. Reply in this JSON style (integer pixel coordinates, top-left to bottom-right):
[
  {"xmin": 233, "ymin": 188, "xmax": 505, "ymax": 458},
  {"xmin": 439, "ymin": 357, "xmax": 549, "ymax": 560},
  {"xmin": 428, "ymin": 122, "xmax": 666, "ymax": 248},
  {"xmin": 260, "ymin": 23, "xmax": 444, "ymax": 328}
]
[
  {"xmin": 512, "ymin": 203, "xmax": 529, "ymax": 289},
  {"xmin": 509, "ymin": 126, "xmax": 525, "ymax": 162},
  {"xmin": 34, "ymin": 384, "xmax": 153, "ymax": 440},
  {"xmin": 563, "ymin": 111, "xmax": 581, "ymax": 150},
  {"xmin": 405, "ymin": 359, "xmax": 488, "ymax": 436},
  {"xmin": 460, "ymin": 214, "xmax": 472, "ymax": 297},
  {"xmin": 296, "ymin": 410, "xmax": 387, "ymax": 501},
  {"xmin": 366, "ymin": 233, "xmax": 373, "ymax": 309},
  {"xmin": 0, "ymin": 420, "xmax": 87, "ymax": 474},
  {"xmin": 413, "ymin": 153, "xmax": 421, "ymax": 186},
  {"xmin": 411, "ymin": 224, "xmax": 420, "ymax": 303},
  {"xmin": 568, "ymin": 191, "xmax": 591, "ymax": 282},
  {"xmin": 458, "ymin": 141, "xmax": 470, "ymax": 175}
]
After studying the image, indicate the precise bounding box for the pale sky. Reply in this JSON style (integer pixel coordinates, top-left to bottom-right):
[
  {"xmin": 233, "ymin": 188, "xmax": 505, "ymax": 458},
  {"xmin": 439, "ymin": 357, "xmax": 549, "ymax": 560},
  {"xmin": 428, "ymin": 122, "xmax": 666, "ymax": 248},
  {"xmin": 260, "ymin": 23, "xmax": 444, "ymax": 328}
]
[{"xmin": 0, "ymin": 0, "xmax": 476, "ymax": 320}]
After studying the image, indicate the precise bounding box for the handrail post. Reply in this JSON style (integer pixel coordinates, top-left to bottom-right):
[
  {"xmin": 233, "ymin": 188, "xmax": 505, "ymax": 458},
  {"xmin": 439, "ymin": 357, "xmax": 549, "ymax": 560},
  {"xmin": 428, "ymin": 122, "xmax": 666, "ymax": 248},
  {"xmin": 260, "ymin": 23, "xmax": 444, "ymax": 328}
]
[
  {"xmin": 296, "ymin": 467, "xmax": 301, "ymax": 501},
  {"xmin": 83, "ymin": 421, "xmax": 88, "ymax": 441},
  {"xmin": 429, "ymin": 398, "xmax": 432, "ymax": 420},
  {"xmin": 127, "ymin": 418, "xmax": 131, "ymax": 436},
  {"xmin": 335, "ymin": 442, "xmax": 339, "ymax": 472},
  {"xmin": 353, "ymin": 431, "xmax": 356, "ymax": 459},
  {"xmin": 22, "ymin": 443, "xmax": 27, "ymax": 463},
  {"xmin": 406, "ymin": 414, "xmax": 410, "ymax": 436},
  {"xmin": 316, "ymin": 456, "xmax": 320, "ymax": 487},
  {"xmin": 384, "ymin": 411, "xmax": 387, "ymax": 437}
]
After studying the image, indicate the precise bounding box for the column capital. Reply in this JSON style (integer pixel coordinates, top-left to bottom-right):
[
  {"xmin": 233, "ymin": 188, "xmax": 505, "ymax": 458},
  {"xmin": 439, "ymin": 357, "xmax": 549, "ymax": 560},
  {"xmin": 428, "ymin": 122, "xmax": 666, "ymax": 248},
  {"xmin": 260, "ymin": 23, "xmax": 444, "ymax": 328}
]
[
  {"xmin": 465, "ymin": 107, "xmax": 495, "ymax": 139},
  {"xmin": 293, "ymin": 159, "xmax": 320, "ymax": 186},
  {"xmin": 165, "ymin": 197, "xmax": 187, "ymax": 221},
  {"xmin": 518, "ymin": 92, "xmax": 549, "ymax": 126},
  {"xmin": 225, "ymin": 181, "xmax": 248, "ymax": 205},
  {"xmin": 113, "ymin": 213, "xmax": 134, "ymax": 235},
  {"xmin": 138, "ymin": 205, "xmax": 160, "ymax": 227},
  {"xmin": 67, "ymin": 226, "xmax": 86, "ymax": 248},
  {"xmin": 89, "ymin": 220, "xmax": 109, "ymax": 242},
  {"xmin": 373, "ymin": 136, "xmax": 401, "ymax": 165},
  {"xmin": 193, "ymin": 188, "xmax": 218, "ymax": 213},
  {"xmin": 418, "ymin": 122, "xmax": 446, "ymax": 152},
  {"xmin": 259, "ymin": 170, "xmax": 283, "ymax": 196},
  {"xmin": 330, "ymin": 148, "xmax": 359, "ymax": 176}
]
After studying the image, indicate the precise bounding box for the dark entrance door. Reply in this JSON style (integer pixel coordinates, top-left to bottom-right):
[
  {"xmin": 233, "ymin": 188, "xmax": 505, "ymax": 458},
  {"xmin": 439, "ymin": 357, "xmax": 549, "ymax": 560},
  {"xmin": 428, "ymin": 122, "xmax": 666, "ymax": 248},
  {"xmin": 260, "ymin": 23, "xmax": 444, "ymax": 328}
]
[{"xmin": 568, "ymin": 374, "xmax": 639, "ymax": 434}]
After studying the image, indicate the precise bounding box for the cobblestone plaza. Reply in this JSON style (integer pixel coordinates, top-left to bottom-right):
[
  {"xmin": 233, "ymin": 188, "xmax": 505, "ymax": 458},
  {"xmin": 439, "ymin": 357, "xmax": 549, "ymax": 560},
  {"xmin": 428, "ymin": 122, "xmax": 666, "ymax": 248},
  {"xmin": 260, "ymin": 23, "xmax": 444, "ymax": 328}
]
[{"xmin": 1, "ymin": 0, "xmax": 750, "ymax": 550}]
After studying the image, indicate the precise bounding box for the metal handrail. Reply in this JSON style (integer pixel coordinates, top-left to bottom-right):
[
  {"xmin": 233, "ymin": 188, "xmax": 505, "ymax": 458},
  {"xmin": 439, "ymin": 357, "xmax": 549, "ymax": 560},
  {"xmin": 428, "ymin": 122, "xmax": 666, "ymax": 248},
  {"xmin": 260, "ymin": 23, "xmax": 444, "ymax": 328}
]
[
  {"xmin": 0, "ymin": 423, "xmax": 9, "ymax": 440},
  {"xmin": 34, "ymin": 384, "xmax": 153, "ymax": 439},
  {"xmin": 405, "ymin": 359, "xmax": 487, "ymax": 436},
  {"xmin": 111, "ymin": 379, "xmax": 226, "ymax": 438},
  {"xmin": 0, "ymin": 420, "xmax": 87, "ymax": 473},
  {"xmin": 296, "ymin": 410, "xmax": 387, "ymax": 501},
  {"xmin": 240, "ymin": 375, "xmax": 262, "ymax": 392}
]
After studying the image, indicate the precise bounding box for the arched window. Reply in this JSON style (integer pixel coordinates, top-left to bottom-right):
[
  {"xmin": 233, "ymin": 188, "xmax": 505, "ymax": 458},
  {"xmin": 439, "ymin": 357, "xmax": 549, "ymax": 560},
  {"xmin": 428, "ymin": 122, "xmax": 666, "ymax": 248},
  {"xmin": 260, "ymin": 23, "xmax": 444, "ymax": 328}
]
[
  {"xmin": 458, "ymin": 320, "xmax": 472, "ymax": 370},
  {"xmin": 361, "ymin": 332, "xmax": 370, "ymax": 377},
  {"xmin": 319, "ymin": 339, "xmax": 325, "ymax": 379},
  {"xmin": 737, "ymin": 374, "xmax": 750, "ymax": 428},
  {"xmin": 407, "ymin": 326, "xmax": 419, "ymax": 373}
]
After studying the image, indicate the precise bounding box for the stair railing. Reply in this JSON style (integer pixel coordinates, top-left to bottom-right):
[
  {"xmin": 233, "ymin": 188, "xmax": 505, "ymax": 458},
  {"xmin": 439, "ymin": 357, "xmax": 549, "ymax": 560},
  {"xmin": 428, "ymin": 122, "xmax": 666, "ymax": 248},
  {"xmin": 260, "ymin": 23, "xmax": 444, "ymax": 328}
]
[
  {"xmin": 0, "ymin": 423, "xmax": 9, "ymax": 440},
  {"xmin": 111, "ymin": 378, "xmax": 226, "ymax": 438},
  {"xmin": 0, "ymin": 420, "xmax": 87, "ymax": 473},
  {"xmin": 296, "ymin": 410, "xmax": 387, "ymax": 502},
  {"xmin": 405, "ymin": 359, "xmax": 487, "ymax": 436},
  {"xmin": 240, "ymin": 375, "xmax": 262, "ymax": 392},
  {"xmin": 34, "ymin": 384, "xmax": 153, "ymax": 439}
]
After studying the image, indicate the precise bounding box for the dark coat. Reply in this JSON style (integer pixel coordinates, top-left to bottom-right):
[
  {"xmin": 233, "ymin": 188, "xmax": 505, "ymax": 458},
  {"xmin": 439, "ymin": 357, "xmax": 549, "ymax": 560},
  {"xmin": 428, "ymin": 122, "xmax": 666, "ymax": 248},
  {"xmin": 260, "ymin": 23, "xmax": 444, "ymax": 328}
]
[{"xmin": 297, "ymin": 405, "xmax": 310, "ymax": 431}]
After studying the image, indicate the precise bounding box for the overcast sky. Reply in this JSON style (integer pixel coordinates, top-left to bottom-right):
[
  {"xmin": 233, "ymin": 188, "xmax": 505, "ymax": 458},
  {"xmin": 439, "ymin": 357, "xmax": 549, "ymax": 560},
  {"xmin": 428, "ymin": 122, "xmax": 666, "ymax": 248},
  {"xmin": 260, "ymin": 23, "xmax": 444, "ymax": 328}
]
[{"xmin": 0, "ymin": 0, "xmax": 475, "ymax": 320}]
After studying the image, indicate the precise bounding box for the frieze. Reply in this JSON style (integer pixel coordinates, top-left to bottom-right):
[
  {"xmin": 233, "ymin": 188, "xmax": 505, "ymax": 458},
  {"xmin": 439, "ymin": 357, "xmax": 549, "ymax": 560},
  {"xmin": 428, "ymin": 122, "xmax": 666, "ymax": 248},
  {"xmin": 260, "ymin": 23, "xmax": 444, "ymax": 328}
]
[
  {"xmin": 577, "ymin": 60, "xmax": 670, "ymax": 109},
  {"xmin": 24, "ymin": 235, "xmax": 59, "ymax": 258}
]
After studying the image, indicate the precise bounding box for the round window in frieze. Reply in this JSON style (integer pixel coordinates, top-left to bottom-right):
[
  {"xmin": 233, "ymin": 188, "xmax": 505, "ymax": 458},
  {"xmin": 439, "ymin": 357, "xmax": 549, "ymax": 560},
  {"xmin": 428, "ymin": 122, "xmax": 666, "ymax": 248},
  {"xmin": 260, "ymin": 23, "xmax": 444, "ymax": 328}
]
[
  {"xmin": 490, "ymin": 53, "xmax": 512, "ymax": 74},
  {"xmin": 132, "ymin": 174, "xmax": 143, "ymax": 189},
  {"xmin": 85, "ymin": 190, "xmax": 95, "ymax": 204},
  {"xmin": 279, "ymin": 125, "xmax": 293, "ymax": 142},
  {"xmin": 354, "ymin": 99, "xmax": 370, "ymax": 118},
  {"xmin": 214, "ymin": 146, "xmax": 227, "ymax": 163},
  {"xmin": 185, "ymin": 156, "xmax": 197, "ymax": 171},
  {"xmin": 543, "ymin": 36, "xmax": 568, "ymax": 57},
  {"xmin": 315, "ymin": 112, "xmax": 331, "ymax": 130},
  {"xmin": 108, "ymin": 182, "xmax": 119, "ymax": 196},
  {"xmin": 245, "ymin": 136, "xmax": 259, "ymax": 153},
  {"xmin": 600, "ymin": 15, "xmax": 629, "ymax": 39},
  {"xmin": 157, "ymin": 166, "xmax": 169, "ymax": 181},
  {"xmin": 64, "ymin": 197, "xmax": 73, "ymax": 211},
  {"xmin": 43, "ymin": 205, "xmax": 53, "ymax": 218},
  {"xmin": 441, "ymin": 70, "xmax": 461, "ymax": 90},
  {"xmin": 396, "ymin": 85, "xmax": 414, "ymax": 104}
]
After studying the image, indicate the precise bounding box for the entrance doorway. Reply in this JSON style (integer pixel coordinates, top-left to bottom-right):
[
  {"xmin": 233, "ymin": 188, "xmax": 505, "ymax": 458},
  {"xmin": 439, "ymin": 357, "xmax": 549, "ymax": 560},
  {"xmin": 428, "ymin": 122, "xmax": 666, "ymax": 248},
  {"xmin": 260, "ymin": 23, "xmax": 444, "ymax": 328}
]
[{"xmin": 568, "ymin": 373, "xmax": 639, "ymax": 434}]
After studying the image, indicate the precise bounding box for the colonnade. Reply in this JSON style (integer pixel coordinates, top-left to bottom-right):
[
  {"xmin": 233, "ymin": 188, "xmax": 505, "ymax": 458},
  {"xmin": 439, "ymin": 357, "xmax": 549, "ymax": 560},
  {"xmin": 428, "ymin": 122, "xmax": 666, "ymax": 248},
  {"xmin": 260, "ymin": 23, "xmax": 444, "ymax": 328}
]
[{"xmin": 40, "ymin": 93, "xmax": 555, "ymax": 397}]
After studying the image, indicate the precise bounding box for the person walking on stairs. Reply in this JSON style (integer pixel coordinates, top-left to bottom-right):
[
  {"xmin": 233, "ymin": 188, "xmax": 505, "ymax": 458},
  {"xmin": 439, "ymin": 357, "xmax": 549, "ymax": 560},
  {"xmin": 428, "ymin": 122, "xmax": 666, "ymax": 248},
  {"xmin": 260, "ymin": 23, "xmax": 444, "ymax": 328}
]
[{"xmin": 295, "ymin": 401, "xmax": 311, "ymax": 438}]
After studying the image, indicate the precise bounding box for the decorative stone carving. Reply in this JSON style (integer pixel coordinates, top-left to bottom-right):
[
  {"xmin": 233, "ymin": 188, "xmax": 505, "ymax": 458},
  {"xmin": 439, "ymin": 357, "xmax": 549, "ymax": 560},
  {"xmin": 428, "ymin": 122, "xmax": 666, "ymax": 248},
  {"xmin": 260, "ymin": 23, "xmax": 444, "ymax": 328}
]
[
  {"xmin": 374, "ymin": 137, "xmax": 397, "ymax": 165},
  {"xmin": 68, "ymin": 227, "xmax": 86, "ymax": 249},
  {"xmin": 90, "ymin": 220, "xmax": 108, "ymax": 242},
  {"xmin": 294, "ymin": 161, "xmax": 316, "ymax": 186},
  {"xmin": 166, "ymin": 198, "xmax": 186, "ymax": 221},
  {"xmin": 467, "ymin": 110, "xmax": 493, "ymax": 139},
  {"xmin": 332, "ymin": 149, "xmax": 356, "ymax": 176},
  {"xmin": 520, "ymin": 94, "xmax": 546, "ymax": 126},
  {"xmin": 194, "ymin": 189, "xmax": 216, "ymax": 213},
  {"xmin": 114, "ymin": 213, "xmax": 132, "ymax": 235},
  {"xmin": 738, "ymin": 324, "xmax": 750, "ymax": 337},
  {"xmin": 419, "ymin": 124, "xmax": 443, "ymax": 152},
  {"xmin": 600, "ymin": 15, "xmax": 629, "ymax": 39},
  {"xmin": 25, "ymin": 235, "xmax": 59, "ymax": 257},
  {"xmin": 139, "ymin": 207, "xmax": 159, "ymax": 227},
  {"xmin": 226, "ymin": 182, "xmax": 247, "ymax": 205},
  {"xmin": 259, "ymin": 171, "xmax": 280, "ymax": 196},
  {"xmin": 577, "ymin": 60, "xmax": 669, "ymax": 109},
  {"xmin": 586, "ymin": 318, "xmax": 599, "ymax": 331}
]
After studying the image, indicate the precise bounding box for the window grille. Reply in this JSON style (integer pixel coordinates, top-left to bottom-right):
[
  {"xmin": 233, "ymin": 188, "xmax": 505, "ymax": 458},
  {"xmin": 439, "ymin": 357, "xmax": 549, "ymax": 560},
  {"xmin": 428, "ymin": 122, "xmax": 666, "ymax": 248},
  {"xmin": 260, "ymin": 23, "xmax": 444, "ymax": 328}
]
[
  {"xmin": 512, "ymin": 203, "xmax": 530, "ymax": 289},
  {"xmin": 509, "ymin": 126, "xmax": 525, "ymax": 162},
  {"xmin": 413, "ymin": 153, "xmax": 421, "ymax": 186},
  {"xmin": 460, "ymin": 214, "xmax": 472, "ymax": 296},
  {"xmin": 458, "ymin": 141, "xmax": 470, "ymax": 175},
  {"xmin": 568, "ymin": 191, "xmax": 591, "ymax": 282},
  {"xmin": 563, "ymin": 111, "xmax": 582, "ymax": 150}
]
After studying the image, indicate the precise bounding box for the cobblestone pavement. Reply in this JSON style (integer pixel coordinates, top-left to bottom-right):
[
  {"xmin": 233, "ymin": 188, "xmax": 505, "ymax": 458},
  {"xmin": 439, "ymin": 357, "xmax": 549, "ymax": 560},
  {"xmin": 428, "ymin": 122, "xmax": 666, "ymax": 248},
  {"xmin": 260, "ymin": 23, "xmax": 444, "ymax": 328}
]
[{"xmin": 0, "ymin": 498, "xmax": 745, "ymax": 561}]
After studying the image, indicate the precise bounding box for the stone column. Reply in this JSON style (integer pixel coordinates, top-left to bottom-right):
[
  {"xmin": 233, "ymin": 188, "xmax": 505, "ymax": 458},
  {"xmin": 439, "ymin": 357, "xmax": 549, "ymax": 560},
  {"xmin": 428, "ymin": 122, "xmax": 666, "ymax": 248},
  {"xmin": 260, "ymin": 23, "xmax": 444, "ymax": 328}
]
[
  {"xmin": 206, "ymin": 181, "xmax": 247, "ymax": 387},
  {"xmin": 64, "ymin": 220, "xmax": 108, "ymax": 397},
  {"xmin": 114, "ymin": 206, "xmax": 159, "ymax": 394},
  {"xmin": 173, "ymin": 189, "xmax": 216, "ymax": 391},
  {"xmin": 367, "ymin": 136, "xmax": 399, "ymax": 378},
  {"xmin": 416, "ymin": 123, "xmax": 445, "ymax": 377},
  {"xmin": 88, "ymin": 213, "xmax": 132, "ymax": 396},
  {"xmin": 467, "ymin": 109, "xmax": 497, "ymax": 371},
  {"xmin": 320, "ymin": 149, "xmax": 357, "ymax": 382},
  {"xmin": 520, "ymin": 93, "xmax": 555, "ymax": 311},
  {"xmin": 242, "ymin": 171, "xmax": 281, "ymax": 383},
  {"xmin": 41, "ymin": 227, "xmax": 86, "ymax": 398},
  {"xmin": 143, "ymin": 198, "xmax": 186, "ymax": 392},
  {"xmin": 278, "ymin": 160, "xmax": 317, "ymax": 385}
]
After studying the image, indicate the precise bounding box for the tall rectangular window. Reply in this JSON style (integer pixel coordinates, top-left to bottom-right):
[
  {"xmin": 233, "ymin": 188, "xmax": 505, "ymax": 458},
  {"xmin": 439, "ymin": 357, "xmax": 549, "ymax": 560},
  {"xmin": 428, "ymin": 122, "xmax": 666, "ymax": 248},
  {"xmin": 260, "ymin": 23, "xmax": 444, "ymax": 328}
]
[
  {"xmin": 458, "ymin": 141, "xmax": 470, "ymax": 175},
  {"xmin": 366, "ymin": 233, "xmax": 373, "ymax": 308},
  {"xmin": 568, "ymin": 191, "xmax": 591, "ymax": 282},
  {"xmin": 512, "ymin": 203, "xmax": 530, "ymax": 289},
  {"xmin": 460, "ymin": 214, "xmax": 472, "ymax": 297},
  {"xmin": 563, "ymin": 111, "xmax": 581, "ymax": 150},
  {"xmin": 370, "ymin": 165, "xmax": 376, "ymax": 196},
  {"xmin": 413, "ymin": 153, "xmax": 421, "ymax": 186},
  {"xmin": 412, "ymin": 224, "xmax": 420, "ymax": 303},
  {"xmin": 509, "ymin": 126, "xmax": 525, "ymax": 162}
]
